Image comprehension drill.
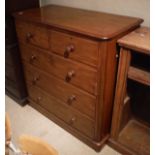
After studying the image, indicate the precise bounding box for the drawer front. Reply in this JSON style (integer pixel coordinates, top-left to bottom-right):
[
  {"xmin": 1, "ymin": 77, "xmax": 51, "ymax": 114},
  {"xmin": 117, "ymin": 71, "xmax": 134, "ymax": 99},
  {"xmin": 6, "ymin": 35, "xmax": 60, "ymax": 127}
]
[
  {"xmin": 23, "ymin": 64, "xmax": 96, "ymax": 119},
  {"xmin": 27, "ymin": 85, "xmax": 95, "ymax": 138},
  {"xmin": 20, "ymin": 44, "xmax": 98, "ymax": 95},
  {"xmin": 50, "ymin": 30, "xmax": 99, "ymax": 67},
  {"xmin": 15, "ymin": 20, "xmax": 49, "ymax": 49}
]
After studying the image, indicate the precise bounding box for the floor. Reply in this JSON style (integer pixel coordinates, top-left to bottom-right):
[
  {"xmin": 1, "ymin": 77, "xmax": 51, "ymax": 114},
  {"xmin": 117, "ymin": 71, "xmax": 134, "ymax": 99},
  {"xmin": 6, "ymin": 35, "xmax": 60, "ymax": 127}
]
[{"xmin": 6, "ymin": 95, "xmax": 121, "ymax": 155}]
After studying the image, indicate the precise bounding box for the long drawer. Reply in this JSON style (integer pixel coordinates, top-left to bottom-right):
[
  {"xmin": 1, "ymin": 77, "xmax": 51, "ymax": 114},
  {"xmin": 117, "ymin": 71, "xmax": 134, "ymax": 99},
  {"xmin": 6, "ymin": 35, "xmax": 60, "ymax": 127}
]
[
  {"xmin": 23, "ymin": 63, "xmax": 96, "ymax": 119},
  {"xmin": 27, "ymin": 85, "xmax": 95, "ymax": 138},
  {"xmin": 50, "ymin": 30, "xmax": 99, "ymax": 67},
  {"xmin": 15, "ymin": 20, "xmax": 49, "ymax": 49},
  {"xmin": 20, "ymin": 44, "xmax": 98, "ymax": 95}
]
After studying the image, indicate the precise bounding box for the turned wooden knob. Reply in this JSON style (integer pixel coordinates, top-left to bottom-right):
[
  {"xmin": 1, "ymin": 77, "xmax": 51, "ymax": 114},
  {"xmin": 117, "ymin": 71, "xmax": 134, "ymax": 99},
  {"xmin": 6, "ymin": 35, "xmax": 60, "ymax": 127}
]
[
  {"xmin": 69, "ymin": 117, "xmax": 76, "ymax": 125},
  {"xmin": 29, "ymin": 55, "xmax": 36, "ymax": 64},
  {"xmin": 64, "ymin": 44, "xmax": 75, "ymax": 58},
  {"xmin": 26, "ymin": 32, "xmax": 33, "ymax": 42},
  {"xmin": 67, "ymin": 95, "xmax": 76, "ymax": 105},
  {"xmin": 65, "ymin": 70, "xmax": 75, "ymax": 82},
  {"xmin": 32, "ymin": 76, "xmax": 39, "ymax": 85}
]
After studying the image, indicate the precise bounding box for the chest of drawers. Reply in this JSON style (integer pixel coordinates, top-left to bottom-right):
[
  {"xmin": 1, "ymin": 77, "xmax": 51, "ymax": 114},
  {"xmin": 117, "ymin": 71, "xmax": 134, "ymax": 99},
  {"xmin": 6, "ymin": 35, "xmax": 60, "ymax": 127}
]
[{"xmin": 13, "ymin": 5, "xmax": 142, "ymax": 150}]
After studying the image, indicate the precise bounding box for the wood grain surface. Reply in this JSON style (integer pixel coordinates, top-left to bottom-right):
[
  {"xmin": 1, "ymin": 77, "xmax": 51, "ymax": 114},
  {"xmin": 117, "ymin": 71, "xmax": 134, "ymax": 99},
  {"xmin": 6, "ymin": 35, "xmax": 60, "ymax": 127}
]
[
  {"xmin": 118, "ymin": 27, "xmax": 150, "ymax": 54},
  {"xmin": 14, "ymin": 5, "xmax": 142, "ymax": 151},
  {"xmin": 13, "ymin": 5, "xmax": 143, "ymax": 40}
]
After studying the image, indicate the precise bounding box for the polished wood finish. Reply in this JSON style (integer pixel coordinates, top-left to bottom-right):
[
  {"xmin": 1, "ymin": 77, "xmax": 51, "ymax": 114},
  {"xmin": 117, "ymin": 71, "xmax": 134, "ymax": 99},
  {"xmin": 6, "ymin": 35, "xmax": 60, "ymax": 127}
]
[
  {"xmin": 118, "ymin": 119, "xmax": 149, "ymax": 155},
  {"xmin": 110, "ymin": 27, "xmax": 150, "ymax": 155},
  {"xmin": 119, "ymin": 95, "xmax": 131, "ymax": 132},
  {"xmin": 108, "ymin": 138, "xmax": 137, "ymax": 155},
  {"xmin": 19, "ymin": 44, "xmax": 98, "ymax": 94},
  {"xmin": 27, "ymin": 85, "xmax": 95, "ymax": 138},
  {"xmin": 118, "ymin": 27, "xmax": 150, "ymax": 54},
  {"xmin": 111, "ymin": 48, "xmax": 131, "ymax": 139},
  {"xmin": 50, "ymin": 30, "xmax": 99, "ymax": 67},
  {"xmin": 13, "ymin": 5, "xmax": 143, "ymax": 40},
  {"xmin": 128, "ymin": 66, "xmax": 150, "ymax": 86},
  {"xmin": 14, "ymin": 5, "xmax": 142, "ymax": 150},
  {"xmin": 29, "ymin": 99, "xmax": 109, "ymax": 151},
  {"xmin": 24, "ymin": 63, "xmax": 96, "ymax": 119},
  {"xmin": 15, "ymin": 20, "xmax": 50, "ymax": 49}
]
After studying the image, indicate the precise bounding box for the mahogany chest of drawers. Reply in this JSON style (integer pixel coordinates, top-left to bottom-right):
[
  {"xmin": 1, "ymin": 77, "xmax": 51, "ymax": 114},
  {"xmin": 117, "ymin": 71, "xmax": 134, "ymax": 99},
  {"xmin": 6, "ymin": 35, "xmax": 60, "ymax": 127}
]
[{"xmin": 13, "ymin": 5, "xmax": 143, "ymax": 150}]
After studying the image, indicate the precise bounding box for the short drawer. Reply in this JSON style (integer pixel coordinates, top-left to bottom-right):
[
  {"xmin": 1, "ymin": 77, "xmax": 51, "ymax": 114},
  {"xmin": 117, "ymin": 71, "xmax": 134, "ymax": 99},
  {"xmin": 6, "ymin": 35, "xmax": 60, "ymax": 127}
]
[
  {"xmin": 20, "ymin": 44, "xmax": 98, "ymax": 95},
  {"xmin": 23, "ymin": 63, "xmax": 96, "ymax": 119},
  {"xmin": 50, "ymin": 30, "xmax": 99, "ymax": 67},
  {"xmin": 27, "ymin": 85, "xmax": 95, "ymax": 138},
  {"xmin": 15, "ymin": 20, "xmax": 49, "ymax": 49}
]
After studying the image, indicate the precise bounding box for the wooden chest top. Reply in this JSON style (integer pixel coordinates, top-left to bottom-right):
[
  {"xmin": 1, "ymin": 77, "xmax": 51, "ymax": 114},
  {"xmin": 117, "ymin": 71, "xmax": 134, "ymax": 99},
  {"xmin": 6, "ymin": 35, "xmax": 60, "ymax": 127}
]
[
  {"xmin": 13, "ymin": 5, "xmax": 143, "ymax": 40},
  {"xmin": 118, "ymin": 27, "xmax": 150, "ymax": 54}
]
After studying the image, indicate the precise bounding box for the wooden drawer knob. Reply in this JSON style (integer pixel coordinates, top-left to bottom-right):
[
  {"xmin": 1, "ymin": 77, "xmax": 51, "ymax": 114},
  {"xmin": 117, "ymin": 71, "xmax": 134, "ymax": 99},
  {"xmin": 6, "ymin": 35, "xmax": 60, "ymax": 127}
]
[
  {"xmin": 69, "ymin": 117, "xmax": 76, "ymax": 125},
  {"xmin": 65, "ymin": 70, "xmax": 75, "ymax": 82},
  {"xmin": 64, "ymin": 44, "xmax": 75, "ymax": 58},
  {"xmin": 26, "ymin": 32, "xmax": 33, "ymax": 42},
  {"xmin": 67, "ymin": 95, "xmax": 76, "ymax": 105},
  {"xmin": 29, "ymin": 55, "xmax": 37, "ymax": 64},
  {"xmin": 32, "ymin": 76, "xmax": 40, "ymax": 85}
]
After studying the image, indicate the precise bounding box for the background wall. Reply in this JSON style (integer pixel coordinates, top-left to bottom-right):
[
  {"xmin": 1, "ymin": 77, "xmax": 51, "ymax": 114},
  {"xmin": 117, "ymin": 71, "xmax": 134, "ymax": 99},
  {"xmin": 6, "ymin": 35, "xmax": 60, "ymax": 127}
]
[{"xmin": 40, "ymin": 0, "xmax": 150, "ymax": 27}]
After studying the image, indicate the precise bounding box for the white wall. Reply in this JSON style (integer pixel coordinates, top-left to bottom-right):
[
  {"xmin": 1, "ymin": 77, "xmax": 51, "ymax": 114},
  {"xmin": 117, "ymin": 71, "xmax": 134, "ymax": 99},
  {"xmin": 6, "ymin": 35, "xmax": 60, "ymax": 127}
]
[{"xmin": 40, "ymin": 0, "xmax": 150, "ymax": 27}]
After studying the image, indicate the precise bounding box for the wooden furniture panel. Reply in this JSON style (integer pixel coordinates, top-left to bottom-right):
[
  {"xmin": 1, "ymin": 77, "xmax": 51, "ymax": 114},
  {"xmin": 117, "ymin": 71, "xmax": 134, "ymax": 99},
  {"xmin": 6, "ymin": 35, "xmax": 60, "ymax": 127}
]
[
  {"xmin": 111, "ymin": 48, "xmax": 131, "ymax": 138},
  {"xmin": 13, "ymin": 5, "xmax": 143, "ymax": 39},
  {"xmin": 128, "ymin": 66, "xmax": 150, "ymax": 86},
  {"xmin": 6, "ymin": 64, "xmax": 17, "ymax": 82},
  {"xmin": 6, "ymin": 78, "xmax": 21, "ymax": 97},
  {"xmin": 23, "ymin": 63, "xmax": 96, "ymax": 119},
  {"xmin": 5, "ymin": 46, "xmax": 15, "ymax": 66},
  {"xmin": 16, "ymin": 20, "xmax": 49, "ymax": 49},
  {"xmin": 118, "ymin": 119, "xmax": 149, "ymax": 155},
  {"xmin": 110, "ymin": 27, "xmax": 150, "ymax": 155},
  {"xmin": 5, "ymin": 44, "xmax": 27, "ymax": 104},
  {"xmin": 19, "ymin": 44, "xmax": 98, "ymax": 95},
  {"xmin": 27, "ymin": 85, "xmax": 95, "ymax": 138},
  {"xmin": 50, "ymin": 30, "xmax": 99, "ymax": 67},
  {"xmin": 118, "ymin": 27, "xmax": 150, "ymax": 54},
  {"xmin": 14, "ymin": 5, "xmax": 142, "ymax": 151}
]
